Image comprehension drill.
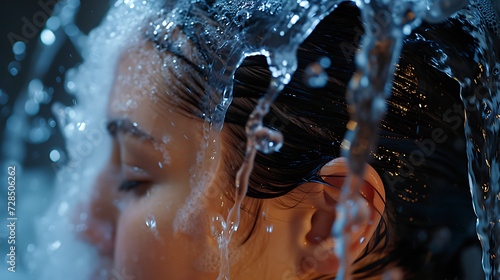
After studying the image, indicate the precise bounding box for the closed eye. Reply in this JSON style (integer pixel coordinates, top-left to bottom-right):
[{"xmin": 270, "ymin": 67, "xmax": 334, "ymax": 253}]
[
  {"xmin": 119, "ymin": 180, "xmax": 151, "ymax": 197},
  {"xmin": 119, "ymin": 180, "xmax": 144, "ymax": 191}
]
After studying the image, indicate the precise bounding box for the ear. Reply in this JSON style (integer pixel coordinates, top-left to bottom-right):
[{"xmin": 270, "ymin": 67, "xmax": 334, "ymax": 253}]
[{"xmin": 299, "ymin": 157, "xmax": 385, "ymax": 275}]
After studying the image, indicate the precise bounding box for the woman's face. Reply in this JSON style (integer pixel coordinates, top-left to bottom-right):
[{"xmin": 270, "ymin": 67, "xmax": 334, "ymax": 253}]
[
  {"xmin": 78, "ymin": 40, "xmax": 294, "ymax": 280},
  {"xmin": 79, "ymin": 39, "xmax": 384, "ymax": 280}
]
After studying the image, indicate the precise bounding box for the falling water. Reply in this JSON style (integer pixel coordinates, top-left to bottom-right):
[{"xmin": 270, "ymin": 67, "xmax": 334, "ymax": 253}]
[
  {"xmin": 190, "ymin": 1, "xmax": 346, "ymax": 278},
  {"xmin": 454, "ymin": 1, "xmax": 500, "ymax": 278},
  {"xmin": 411, "ymin": 0, "xmax": 500, "ymax": 278}
]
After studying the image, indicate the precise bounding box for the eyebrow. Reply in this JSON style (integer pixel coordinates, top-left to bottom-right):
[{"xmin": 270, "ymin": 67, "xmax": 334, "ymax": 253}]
[{"xmin": 106, "ymin": 118, "xmax": 157, "ymax": 141}]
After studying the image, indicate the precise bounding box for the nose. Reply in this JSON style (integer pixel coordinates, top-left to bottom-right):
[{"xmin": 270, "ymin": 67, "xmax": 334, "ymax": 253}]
[{"xmin": 75, "ymin": 165, "xmax": 121, "ymax": 258}]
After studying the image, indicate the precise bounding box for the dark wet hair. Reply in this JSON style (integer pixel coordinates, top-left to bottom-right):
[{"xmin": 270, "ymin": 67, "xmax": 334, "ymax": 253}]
[{"xmin": 149, "ymin": 1, "xmax": 479, "ymax": 279}]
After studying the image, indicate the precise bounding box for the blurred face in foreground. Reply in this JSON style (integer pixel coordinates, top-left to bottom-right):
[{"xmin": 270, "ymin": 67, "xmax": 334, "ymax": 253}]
[{"xmin": 79, "ymin": 38, "xmax": 386, "ymax": 280}]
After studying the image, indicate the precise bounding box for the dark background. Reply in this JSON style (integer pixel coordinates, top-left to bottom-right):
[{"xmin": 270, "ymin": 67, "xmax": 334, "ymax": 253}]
[{"xmin": 0, "ymin": 0, "xmax": 109, "ymax": 169}]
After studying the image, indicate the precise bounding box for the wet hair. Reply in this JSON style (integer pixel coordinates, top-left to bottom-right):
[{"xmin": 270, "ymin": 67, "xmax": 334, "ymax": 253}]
[{"xmin": 149, "ymin": 1, "xmax": 479, "ymax": 279}]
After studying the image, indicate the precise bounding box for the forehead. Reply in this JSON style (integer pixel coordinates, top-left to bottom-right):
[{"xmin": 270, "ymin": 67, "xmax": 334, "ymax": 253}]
[
  {"xmin": 108, "ymin": 32, "xmax": 206, "ymax": 114},
  {"xmin": 105, "ymin": 41, "xmax": 184, "ymax": 139}
]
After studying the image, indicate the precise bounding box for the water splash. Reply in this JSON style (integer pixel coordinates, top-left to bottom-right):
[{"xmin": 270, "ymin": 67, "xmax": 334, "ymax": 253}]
[
  {"xmin": 333, "ymin": 0, "xmax": 427, "ymax": 277},
  {"xmin": 458, "ymin": 2, "xmax": 500, "ymax": 278},
  {"xmin": 420, "ymin": 0, "xmax": 500, "ymax": 278},
  {"xmin": 187, "ymin": 1, "xmax": 344, "ymax": 278}
]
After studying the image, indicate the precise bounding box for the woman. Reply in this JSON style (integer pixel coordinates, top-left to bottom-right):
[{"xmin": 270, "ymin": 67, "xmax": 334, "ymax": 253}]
[{"xmin": 78, "ymin": 1, "xmax": 479, "ymax": 279}]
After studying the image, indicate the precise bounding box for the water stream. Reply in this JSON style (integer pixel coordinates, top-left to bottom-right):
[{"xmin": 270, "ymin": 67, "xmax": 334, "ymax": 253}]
[{"xmin": 410, "ymin": 1, "xmax": 500, "ymax": 278}]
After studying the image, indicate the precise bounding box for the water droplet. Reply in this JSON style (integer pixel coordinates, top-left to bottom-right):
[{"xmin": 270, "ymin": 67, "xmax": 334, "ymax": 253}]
[
  {"xmin": 145, "ymin": 214, "xmax": 157, "ymax": 230},
  {"xmin": 403, "ymin": 24, "xmax": 412, "ymax": 35},
  {"xmin": 493, "ymin": 66, "xmax": 499, "ymax": 76},
  {"xmin": 25, "ymin": 100, "xmax": 40, "ymax": 116},
  {"xmin": 41, "ymin": 29, "xmax": 56, "ymax": 46},
  {"xmin": 266, "ymin": 224, "xmax": 273, "ymax": 233},
  {"xmin": 77, "ymin": 122, "xmax": 86, "ymax": 131},
  {"xmin": 253, "ymin": 127, "xmax": 283, "ymax": 153},
  {"xmin": 12, "ymin": 41, "xmax": 26, "ymax": 55},
  {"xmin": 65, "ymin": 80, "xmax": 76, "ymax": 93},
  {"xmin": 8, "ymin": 61, "xmax": 21, "ymax": 76},
  {"xmin": 305, "ymin": 62, "xmax": 328, "ymax": 88},
  {"xmin": 319, "ymin": 56, "xmax": 331, "ymax": 68},
  {"xmin": 58, "ymin": 201, "xmax": 69, "ymax": 216},
  {"xmin": 29, "ymin": 79, "xmax": 44, "ymax": 94},
  {"xmin": 48, "ymin": 240, "xmax": 61, "ymax": 251},
  {"xmin": 46, "ymin": 16, "xmax": 61, "ymax": 30},
  {"xmin": 64, "ymin": 24, "xmax": 79, "ymax": 37},
  {"xmin": 27, "ymin": 243, "xmax": 36, "ymax": 253},
  {"xmin": 50, "ymin": 149, "xmax": 61, "ymax": 162},
  {"xmin": 48, "ymin": 118, "xmax": 57, "ymax": 127}
]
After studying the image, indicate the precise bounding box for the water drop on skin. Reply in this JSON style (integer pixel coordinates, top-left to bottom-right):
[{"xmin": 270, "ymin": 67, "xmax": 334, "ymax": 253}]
[
  {"xmin": 266, "ymin": 224, "xmax": 273, "ymax": 233},
  {"xmin": 145, "ymin": 214, "xmax": 157, "ymax": 230}
]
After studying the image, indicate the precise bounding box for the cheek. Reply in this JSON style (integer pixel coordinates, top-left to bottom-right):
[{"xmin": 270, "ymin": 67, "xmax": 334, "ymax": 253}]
[
  {"xmin": 113, "ymin": 187, "xmax": 220, "ymax": 280},
  {"xmin": 113, "ymin": 196, "xmax": 172, "ymax": 279}
]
